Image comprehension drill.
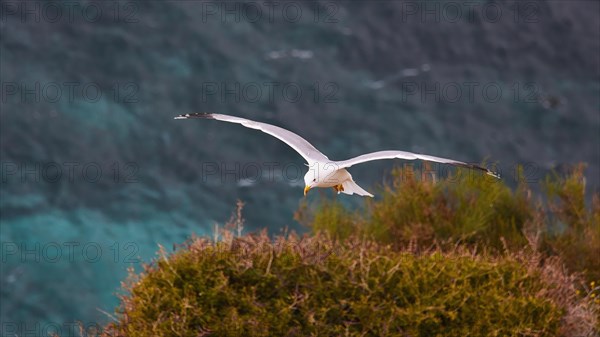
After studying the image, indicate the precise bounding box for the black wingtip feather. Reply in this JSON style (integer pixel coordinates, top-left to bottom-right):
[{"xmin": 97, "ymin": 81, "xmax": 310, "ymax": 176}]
[
  {"xmin": 457, "ymin": 163, "xmax": 500, "ymax": 179},
  {"xmin": 174, "ymin": 112, "xmax": 214, "ymax": 120},
  {"xmin": 472, "ymin": 164, "xmax": 501, "ymax": 179}
]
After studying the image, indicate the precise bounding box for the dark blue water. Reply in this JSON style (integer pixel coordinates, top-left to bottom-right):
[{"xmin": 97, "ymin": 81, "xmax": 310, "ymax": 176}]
[{"xmin": 1, "ymin": 1, "xmax": 599, "ymax": 334}]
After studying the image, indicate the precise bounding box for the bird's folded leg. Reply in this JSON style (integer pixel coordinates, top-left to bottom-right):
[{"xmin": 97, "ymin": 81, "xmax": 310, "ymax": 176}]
[{"xmin": 332, "ymin": 184, "xmax": 344, "ymax": 194}]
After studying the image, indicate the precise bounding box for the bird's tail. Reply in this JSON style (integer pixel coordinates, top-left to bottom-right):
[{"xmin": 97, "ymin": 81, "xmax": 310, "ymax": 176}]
[{"xmin": 341, "ymin": 179, "xmax": 374, "ymax": 197}]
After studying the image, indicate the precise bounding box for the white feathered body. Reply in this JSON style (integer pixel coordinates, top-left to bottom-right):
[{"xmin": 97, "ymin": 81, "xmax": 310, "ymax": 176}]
[{"xmin": 307, "ymin": 164, "xmax": 374, "ymax": 197}]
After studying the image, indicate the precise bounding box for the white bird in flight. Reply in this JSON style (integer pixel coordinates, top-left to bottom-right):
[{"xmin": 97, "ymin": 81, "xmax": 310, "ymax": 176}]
[{"xmin": 175, "ymin": 113, "xmax": 499, "ymax": 197}]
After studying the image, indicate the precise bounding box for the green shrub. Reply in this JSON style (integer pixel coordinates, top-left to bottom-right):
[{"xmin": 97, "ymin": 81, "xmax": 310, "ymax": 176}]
[
  {"xmin": 297, "ymin": 197, "xmax": 358, "ymax": 240},
  {"xmin": 102, "ymin": 232, "xmax": 596, "ymax": 337},
  {"xmin": 304, "ymin": 164, "xmax": 600, "ymax": 283},
  {"xmin": 303, "ymin": 165, "xmax": 535, "ymax": 251},
  {"xmin": 369, "ymin": 166, "xmax": 534, "ymax": 250},
  {"xmin": 541, "ymin": 165, "xmax": 600, "ymax": 283}
]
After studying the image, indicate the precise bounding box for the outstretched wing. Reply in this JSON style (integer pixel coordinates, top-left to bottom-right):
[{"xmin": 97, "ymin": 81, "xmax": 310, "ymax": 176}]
[
  {"xmin": 336, "ymin": 150, "xmax": 499, "ymax": 178},
  {"xmin": 175, "ymin": 113, "xmax": 329, "ymax": 163}
]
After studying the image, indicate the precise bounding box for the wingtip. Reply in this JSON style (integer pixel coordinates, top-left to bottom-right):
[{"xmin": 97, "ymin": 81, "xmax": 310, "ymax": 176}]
[
  {"xmin": 468, "ymin": 164, "xmax": 500, "ymax": 179},
  {"xmin": 174, "ymin": 113, "xmax": 214, "ymax": 120}
]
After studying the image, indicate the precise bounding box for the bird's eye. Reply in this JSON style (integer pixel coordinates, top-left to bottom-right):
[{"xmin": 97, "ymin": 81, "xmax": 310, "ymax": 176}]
[{"xmin": 312, "ymin": 178, "xmax": 316, "ymax": 182}]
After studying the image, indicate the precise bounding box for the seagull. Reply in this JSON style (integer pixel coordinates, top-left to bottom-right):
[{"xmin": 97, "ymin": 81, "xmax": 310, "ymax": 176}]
[{"xmin": 175, "ymin": 113, "xmax": 499, "ymax": 197}]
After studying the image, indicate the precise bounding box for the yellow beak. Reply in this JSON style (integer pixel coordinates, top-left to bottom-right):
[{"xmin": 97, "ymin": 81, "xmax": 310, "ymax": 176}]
[{"xmin": 304, "ymin": 185, "xmax": 311, "ymax": 196}]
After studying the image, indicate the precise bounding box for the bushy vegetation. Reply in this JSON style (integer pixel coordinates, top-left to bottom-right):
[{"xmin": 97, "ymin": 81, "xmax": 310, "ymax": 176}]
[
  {"xmin": 302, "ymin": 164, "xmax": 600, "ymax": 283},
  {"xmin": 101, "ymin": 231, "xmax": 596, "ymax": 337},
  {"xmin": 97, "ymin": 164, "xmax": 599, "ymax": 337}
]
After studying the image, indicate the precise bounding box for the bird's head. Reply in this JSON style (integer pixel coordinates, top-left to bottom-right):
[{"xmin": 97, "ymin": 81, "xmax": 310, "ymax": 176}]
[{"xmin": 303, "ymin": 170, "xmax": 318, "ymax": 196}]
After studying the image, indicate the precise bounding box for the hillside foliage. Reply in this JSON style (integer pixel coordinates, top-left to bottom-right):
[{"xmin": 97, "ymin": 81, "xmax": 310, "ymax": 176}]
[
  {"xmin": 102, "ymin": 231, "xmax": 597, "ymax": 337},
  {"xmin": 99, "ymin": 164, "xmax": 599, "ymax": 337},
  {"xmin": 301, "ymin": 164, "xmax": 600, "ymax": 283}
]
